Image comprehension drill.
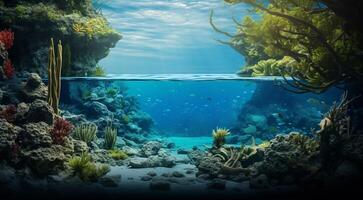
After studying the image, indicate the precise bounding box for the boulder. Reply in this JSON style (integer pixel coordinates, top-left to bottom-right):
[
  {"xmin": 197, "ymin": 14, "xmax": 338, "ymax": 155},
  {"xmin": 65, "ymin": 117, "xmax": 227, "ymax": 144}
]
[
  {"xmin": 0, "ymin": 119, "xmax": 22, "ymax": 152},
  {"xmin": 129, "ymin": 155, "xmax": 176, "ymax": 168},
  {"xmin": 121, "ymin": 146, "xmax": 139, "ymax": 156},
  {"xmin": 72, "ymin": 139, "xmax": 89, "ymax": 155},
  {"xmin": 141, "ymin": 141, "xmax": 162, "ymax": 157},
  {"xmin": 99, "ymin": 175, "xmax": 121, "ymax": 187},
  {"xmin": 14, "ymin": 103, "xmax": 29, "ymax": 124},
  {"xmin": 18, "ymin": 73, "xmax": 47, "ymax": 102},
  {"xmin": 27, "ymin": 100, "xmax": 54, "ymax": 125},
  {"xmin": 83, "ymin": 101, "xmax": 110, "ymax": 118},
  {"xmin": 18, "ymin": 122, "xmax": 52, "ymax": 149},
  {"xmin": 250, "ymin": 174, "xmax": 270, "ymax": 189},
  {"xmin": 172, "ymin": 171, "xmax": 185, "ymax": 178}
]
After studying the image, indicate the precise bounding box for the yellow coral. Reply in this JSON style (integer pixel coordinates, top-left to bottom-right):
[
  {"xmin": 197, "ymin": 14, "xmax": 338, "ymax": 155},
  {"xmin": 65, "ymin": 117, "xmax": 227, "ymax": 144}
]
[
  {"xmin": 212, "ymin": 127, "xmax": 231, "ymax": 148},
  {"xmin": 258, "ymin": 141, "xmax": 271, "ymax": 149}
]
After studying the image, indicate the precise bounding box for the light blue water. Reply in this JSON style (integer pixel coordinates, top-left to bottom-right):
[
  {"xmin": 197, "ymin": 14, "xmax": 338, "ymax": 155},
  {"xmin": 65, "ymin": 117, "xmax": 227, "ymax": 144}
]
[{"xmin": 62, "ymin": 74, "xmax": 340, "ymax": 137}]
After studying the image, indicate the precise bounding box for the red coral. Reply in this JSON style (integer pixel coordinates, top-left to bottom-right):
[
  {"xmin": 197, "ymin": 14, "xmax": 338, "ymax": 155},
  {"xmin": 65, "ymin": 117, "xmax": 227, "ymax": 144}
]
[
  {"xmin": 3, "ymin": 59, "xmax": 14, "ymax": 79},
  {"xmin": 0, "ymin": 104, "xmax": 17, "ymax": 123},
  {"xmin": 51, "ymin": 117, "xmax": 74, "ymax": 145},
  {"xmin": 0, "ymin": 29, "xmax": 14, "ymax": 50}
]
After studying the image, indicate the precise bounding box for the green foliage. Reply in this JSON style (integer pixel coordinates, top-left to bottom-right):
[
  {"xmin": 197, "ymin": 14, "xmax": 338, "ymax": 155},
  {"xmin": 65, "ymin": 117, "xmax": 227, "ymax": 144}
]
[
  {"xmin": 109, "ymin": 149, "xmax": 128, "ymax": 160},
  {"xmin": 72, "ymin": 17, "xmax": 119, "ymax": 39},
  {"xmin": 68, "ymin": 153, "xmax": 110, "ymax": 182},
  {"xmin": 106, "ymin": 88, "xmax": 118, "ymax": 97},
  {"xmin": 212, "ymin": 0, "xmax": 363, "ymax": 93},
  {"xmin": 92, "ymin": 65, "xmax": 106, "ymax": 77},
  {"xmin": 73, "ymin": 123, "xmax": 97, "ymax": 144},
  {"xmin": 104, "ymin": 125, "xmax": 117, "ymax": 150}
]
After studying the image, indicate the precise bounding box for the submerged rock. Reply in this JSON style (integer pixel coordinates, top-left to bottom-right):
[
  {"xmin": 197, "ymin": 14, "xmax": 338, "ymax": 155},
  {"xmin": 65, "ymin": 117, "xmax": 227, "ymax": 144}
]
[
  {"xmin": 207, "ymin": 179, "xmax": 226, "ymax": 190},
  {"xmin": 83, "ymin": 101, "xmax": 111, "ymax": 118},
  {"xmin": 99, "ymin": 175, "xmax": 121, "ymax": 187},
  {"xmin": 129, "ymin": 155, "xmax": 176, "ymax": 168},
  {"xmin": 141, "ymin": 141, "xmax": 162, "ymax": 157},
  {"xmin": 26, "ymin": 100, "xmax": 54, "ymax": 125},
  {"xmin": 150, "ymin": 181, "xmax": 171, "ymax": 191},
  {"xmin": 18, "ymin": 73, "xmax": 47, "ymax": 102},
  {"xmin": 250, "ymin": 174, "xmax": 270, "ymax": 189},
  {"xmin": 18, "ymin": 122, "xmax": 52, "ymax": 149},
  {"xmin": 0, "ymin": 119, "xmax": 22, "ymax": 152}
]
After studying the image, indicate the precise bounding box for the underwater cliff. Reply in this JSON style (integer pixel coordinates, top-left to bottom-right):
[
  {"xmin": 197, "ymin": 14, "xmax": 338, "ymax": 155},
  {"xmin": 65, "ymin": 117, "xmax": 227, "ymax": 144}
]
[{"xmin": 0, "ymin": 0, "xmax": 121, "ymax": 77}]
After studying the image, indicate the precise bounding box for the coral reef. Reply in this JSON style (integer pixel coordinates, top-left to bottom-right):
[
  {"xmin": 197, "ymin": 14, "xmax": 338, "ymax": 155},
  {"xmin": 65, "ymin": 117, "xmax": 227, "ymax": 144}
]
[{"xmin": 0, "ymin": 0, "xmax": 122, "ymax": 76}]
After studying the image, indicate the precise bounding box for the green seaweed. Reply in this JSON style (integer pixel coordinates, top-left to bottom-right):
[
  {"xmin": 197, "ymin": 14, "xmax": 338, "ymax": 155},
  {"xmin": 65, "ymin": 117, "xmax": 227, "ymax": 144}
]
[
  {"xmin": 73, "ymin": 123, "xmax": 97, "ymax": 145},
  {"xmin": 109, "ymin": 149, "xmax": 128, "ymax": 160}
]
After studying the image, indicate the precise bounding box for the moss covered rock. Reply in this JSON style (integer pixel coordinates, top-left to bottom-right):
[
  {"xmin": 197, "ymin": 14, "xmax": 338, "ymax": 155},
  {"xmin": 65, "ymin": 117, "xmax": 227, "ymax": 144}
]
[{"xmin": 0, "ymin": 0, "xmax": 122, "ymax": 76}]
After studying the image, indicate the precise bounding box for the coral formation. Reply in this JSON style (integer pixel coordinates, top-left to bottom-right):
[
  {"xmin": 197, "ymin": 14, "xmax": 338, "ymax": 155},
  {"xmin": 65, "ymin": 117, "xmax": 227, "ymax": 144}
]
[
  {"xmin": 47, "ymin": 38, "xmax": 62, "ymax": 115},
  {"xmin": 50, "ymin": 117, "xmax": 73, "ymax": 145}
]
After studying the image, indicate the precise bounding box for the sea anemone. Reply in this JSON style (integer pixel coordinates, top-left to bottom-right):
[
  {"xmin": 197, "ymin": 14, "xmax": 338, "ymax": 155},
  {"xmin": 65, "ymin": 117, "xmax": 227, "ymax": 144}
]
[{"xmin": 212, "ymin": 127, "xmax": 230, "ymax": 149}]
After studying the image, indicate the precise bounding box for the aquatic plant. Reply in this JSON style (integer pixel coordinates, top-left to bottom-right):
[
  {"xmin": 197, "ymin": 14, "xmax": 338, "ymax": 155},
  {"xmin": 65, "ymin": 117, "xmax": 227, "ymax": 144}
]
[
  {"xmin": 68, "ymin": 153, "xmax": 110, "ymax": 182},
  {"xmin": 106, "ymin": 88, "xmax": 118, "ymax": 97},
  {"xmin": 3, "ymin": 59, "xmax": 14, "ymax": 79},
  {"xmin": 51, "ymin": 117, "xmax": 74, "ymax": 145},
  {"xmin": 211, "ymin": 1, "xmax": 363, "ymax": 93},
  {"xmin": 0, "ymin": 104, "xmax": 17, "ymax": 123},
  {"xmin": 92, "ymin": 65, "xmax": 106, "ymax": 77},
  {"xmin": 72, "ymin": 17, "xmax": 118, "ymax": 39},
  {"xmin": 109, "ymin": 149, "xmax": 128, "ymax": 160},
  {"xmin": 258, "ymin": 141, "xmax": 271, "ymax": 149},
  {"xmin": 47, "ymin": 38, "xmax": 62, "ymax": 115},
  {"xmin": 73, "ymin": 123, "xmax": 98, "ymax": 145},
  {"xmin": 104, "ymin": 125, "xmax": 117, "ymax": 150},
  {"xmin": 212, "ymin": 127, "xmax": 230, "ymax": 148},
  {"xmin": 0, "ymin": 29, "xmax": 14, "ymax": 50}
]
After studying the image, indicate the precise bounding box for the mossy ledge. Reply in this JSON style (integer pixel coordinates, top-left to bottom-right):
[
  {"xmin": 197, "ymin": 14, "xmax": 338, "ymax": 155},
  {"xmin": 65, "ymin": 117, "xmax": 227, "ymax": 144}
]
[{"xmin": 0, "ymin": 0, "xmax": 122, "ymax": 77}]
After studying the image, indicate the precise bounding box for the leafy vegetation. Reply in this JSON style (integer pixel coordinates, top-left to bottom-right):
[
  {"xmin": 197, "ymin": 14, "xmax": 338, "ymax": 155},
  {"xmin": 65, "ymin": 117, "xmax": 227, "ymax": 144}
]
[
  {"xmin": 73, "ymin": 123, "xmax": 98, "ymax": 145},
  {"xmin": 104, "ymin": 125, "xmax": 117, "ymax": 150},
  {"xmin": 91, "ymin": 65, "xmax": 106, "ymax": 77},
  {"xmin": 68, "ymin": 153, "xmax": 110, "ymax": 182},
  {"xmin": 109, "ymin": 149, "xmax": 128, "ymax": 160},
  {"xmin": 211, "ymin": 0, "xmax": 363, "ymax": 93},
  {"xmin": 73, "ymin": 17, "xmax": 118, "ymax": 39},
  {"xmin": 212, "ymin": 127, "xmax": 231, "ymax": 149}
]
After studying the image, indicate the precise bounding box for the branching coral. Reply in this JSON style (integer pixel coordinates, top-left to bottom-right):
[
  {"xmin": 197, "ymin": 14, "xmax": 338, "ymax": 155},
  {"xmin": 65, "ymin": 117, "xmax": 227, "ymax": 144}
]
[
  {"xmin": 212, "ymin": 127, "xmax": 230, "ymax": 149},
  {"xmin": 68, "ymin": 153, "xmax": 110, "ymax": 182},
  {"xmin": 73, "ymin": 123, "xmax": 97, "ymax": 145},
  {"xmin": 51, "ymin": 117, "xmax": 73, "ymax": 145}
]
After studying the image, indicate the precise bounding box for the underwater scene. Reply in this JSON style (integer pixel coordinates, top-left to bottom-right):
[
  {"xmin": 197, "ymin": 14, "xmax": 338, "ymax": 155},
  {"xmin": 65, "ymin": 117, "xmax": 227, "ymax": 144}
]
[{"xmin": 1, "ymin": 0, "xmax": 363, "ymax": 200}]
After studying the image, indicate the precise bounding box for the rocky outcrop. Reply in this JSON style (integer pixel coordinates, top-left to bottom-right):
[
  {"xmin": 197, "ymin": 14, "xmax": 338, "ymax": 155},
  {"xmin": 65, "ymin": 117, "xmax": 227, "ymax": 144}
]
[{"xmin": 0, "ymin": 0, "xmax": 122, "ymax": 76}]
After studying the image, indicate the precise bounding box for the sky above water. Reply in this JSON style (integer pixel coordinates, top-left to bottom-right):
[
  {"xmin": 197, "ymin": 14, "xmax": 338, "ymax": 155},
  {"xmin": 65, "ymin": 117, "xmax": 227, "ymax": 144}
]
[{"xmin": 98, "ymin": 0, "xmax": 249, "ymax": 74}]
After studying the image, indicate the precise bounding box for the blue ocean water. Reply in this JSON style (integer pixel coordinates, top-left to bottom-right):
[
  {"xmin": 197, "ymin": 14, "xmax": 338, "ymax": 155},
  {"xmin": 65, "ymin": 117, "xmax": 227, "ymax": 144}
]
[{"xmin": 62, "ymin": 74, "xmax": 341, "ymax": 138}]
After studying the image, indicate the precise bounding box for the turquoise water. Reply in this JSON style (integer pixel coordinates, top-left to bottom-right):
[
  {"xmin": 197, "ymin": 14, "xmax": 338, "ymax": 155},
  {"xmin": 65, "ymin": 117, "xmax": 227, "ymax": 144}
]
[{"xmin": 61, "ymin": 74, "xmax": 340, "ymax": 138}]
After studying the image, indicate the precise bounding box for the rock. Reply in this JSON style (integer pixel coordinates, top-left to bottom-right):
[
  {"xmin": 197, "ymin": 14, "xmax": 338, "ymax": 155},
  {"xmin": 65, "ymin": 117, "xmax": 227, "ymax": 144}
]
[
  {"xmin": 177, "ymin": 149, "xmax": 189, "ymax": 154},
  {"xmin": 129, "ymin": 155, "xmax": 176, "ymax": 168},
  {"xmin": 72, "ymin": 139, "xmax": 89, "ymax": 155},
  {"xmin": 18, "ymin": 73, "xmax": 47, "ymax": 102},
  {"xmin": 130, "ymin": 111, "xmax": 153, "ymax": 133},
  {"xmin": 157, "ymin": 148, "xmax": 170, "ymax": 157},
  {"xmin": 197, "ymin": 174, "xmax": 211, "ymax": 181},
  {"xmin": 129, "ymin": 157, "xmax": 148, "ymax": 168},
  {"xmin": 207, "ymin": 179, "xmax": 226, "ymax": 190},
  {"xmin": 0, "ymin": 119, "xmax": 22, "ymax": 151},
  {"xmin": 83, "ymin": 101, "xmax": 110, "ymax": 118},
  {"xmin": 141, "ymin": 175, "xmax": 153, "ymax": 181},
  {"xmin": 150, "ymin": 181, "xmax": 171, "ymax": 191},
  {"xmin": 335, "ymin": 160, "xmax": 363, "ymax": 181},
  {"xmin": 167, "ymin": 142, "xmax": 175, "ymax": 149},
  {"xmin": 141, "ymin": 141, "xmax": 162, "ymax": 157},
  {"xmin": 243, "ymin": 125, "xmax": 257, "ymax": 135},
  {"xmin": 61, "ymin": 111, "xmax": 87, "ymax": 125},
  {"xmin": 27, "ymin": 100, "xmax": 54, "ymax": 125},
  {"xmin": 22, "ymin": 145, "xmax": 72, "ymax": 176},
  {"xmin": 116, "ymin": 137, "xmax": 126, "ymax": 148},
  {"xmin": 232, "ymin": 174, "xmax": 249, "ymax": 182},
  {"xmin": 0, "ymin": 164, "xmax": 16, "ymax": 184},
  {"xmin": 122, "ymin": 146, "xmax": 139, "ymax": 156},
  {"xmin": 14, "ymin": 103, "xmax": 29, "ymax": 124},
  {"xmin": 147, "ymin": 171, "xmax": 157, "ymax": 177},
  {"xmin": 172, "ymin": 171, "xmax": 185, "ymax": 178},
  {"xmin": 99, "ymin": 175, "xmax": 121, "ymax": 187},
  {"xmin": 18, "ymin": 122, "xmax": 52, "ymax": 149},
  {"xmin": 249, "ymin": 114, "xmax": 268, "ymax": 130},
  {"xmin": 186, "ymin": 169, "xmax": 194, "ymax": 174},
  {"xmin": 187, "ymin": 150, "xmax": 206, "ymax": 165},
  {"xmin": 250, "ymin": 174, "xmax": 270, "ymax": 189}
]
